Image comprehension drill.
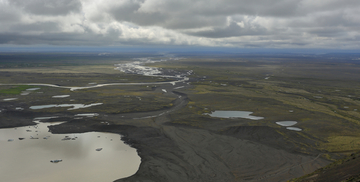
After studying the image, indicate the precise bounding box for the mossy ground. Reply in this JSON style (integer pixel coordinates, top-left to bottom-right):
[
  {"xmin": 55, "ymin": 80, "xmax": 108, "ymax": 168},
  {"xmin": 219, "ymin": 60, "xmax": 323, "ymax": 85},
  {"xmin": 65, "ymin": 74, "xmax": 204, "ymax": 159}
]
[
  {"xmin": 0, "ymin": 85, "xmax": 37, "ymax": 95},
  {"xmin": 155, "ymin": 57, "xmax": 360, "ymax": 158}
]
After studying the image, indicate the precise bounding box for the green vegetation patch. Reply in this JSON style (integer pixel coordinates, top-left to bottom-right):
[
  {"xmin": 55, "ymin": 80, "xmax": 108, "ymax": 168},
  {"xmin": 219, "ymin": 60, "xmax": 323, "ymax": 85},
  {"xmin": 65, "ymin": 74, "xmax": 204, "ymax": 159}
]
[
  {"xmin": 320, "ymin": 136, "xmax": 360, "ymax": 153},
  {"xmin": 0, "ymin": 85, "xmax": 36, "ymax": 95},
  {"xmin": 156, "ymin": 57, "xmax": 360, "ymax": 158}
]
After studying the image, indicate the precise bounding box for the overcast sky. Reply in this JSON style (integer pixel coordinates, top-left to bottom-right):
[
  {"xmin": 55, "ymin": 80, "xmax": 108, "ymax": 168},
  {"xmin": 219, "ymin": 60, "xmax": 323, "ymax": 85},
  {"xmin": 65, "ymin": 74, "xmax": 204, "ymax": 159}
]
[{"xmin": 0, "ymin": 0, "xmax": 359, "ymax": 50}]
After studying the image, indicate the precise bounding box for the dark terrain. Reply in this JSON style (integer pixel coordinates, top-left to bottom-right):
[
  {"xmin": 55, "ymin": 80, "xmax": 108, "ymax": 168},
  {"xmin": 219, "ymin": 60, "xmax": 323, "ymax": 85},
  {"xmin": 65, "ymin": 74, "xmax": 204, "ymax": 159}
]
[{"xmin": 1, "ymin": 53, "xmax": 360, "ymax": 181}]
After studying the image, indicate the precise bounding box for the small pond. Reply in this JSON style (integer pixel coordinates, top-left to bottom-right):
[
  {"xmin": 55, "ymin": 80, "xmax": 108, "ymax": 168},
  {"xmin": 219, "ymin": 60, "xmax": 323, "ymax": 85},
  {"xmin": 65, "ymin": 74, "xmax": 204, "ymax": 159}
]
[
  {"xmin": 3, "ymin": 98, "xmax": 18, "ymax": 101},
  {"xmin": 26, "ymin": 88, "xmax": 41, "ymax": 91},
  {"xmin": 275, "ymin": 121, "xmax": 297, "ymax": 126},
  {"xmin": 75, "ymin": 113, "xmax": 99, "ymax": 117},
  {"xmin": 30, "ymin": 103, "xmax": 103, "ymax": 110},
  {"xmin": 275, "ymin": 121, "xmax": 302, "ymax": 131},
  {"xmin": 205, "ymin": 111, "xmax": 264, "ymax": 120},
  {"xmin": 52, "ymin": 95, "xmax": 70, "ymax": 98},
  {"xmin": 286, "ymin": 127, "xmax": 302, "ymax": 131}
]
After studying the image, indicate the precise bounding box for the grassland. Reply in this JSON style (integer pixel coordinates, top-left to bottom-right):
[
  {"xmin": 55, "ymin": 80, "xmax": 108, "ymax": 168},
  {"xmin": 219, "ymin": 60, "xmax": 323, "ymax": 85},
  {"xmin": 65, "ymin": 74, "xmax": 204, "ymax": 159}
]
[
  {"xmin": 153, "ymin": 55, "xmax": 360, "ymax": 158},
  {"xmin": 289, "ymin": 151, "xmax": 360, "ymax": 182},
  {"xmin": 0, "ymin": 85, "xmax": 36, "ymax": 95}
]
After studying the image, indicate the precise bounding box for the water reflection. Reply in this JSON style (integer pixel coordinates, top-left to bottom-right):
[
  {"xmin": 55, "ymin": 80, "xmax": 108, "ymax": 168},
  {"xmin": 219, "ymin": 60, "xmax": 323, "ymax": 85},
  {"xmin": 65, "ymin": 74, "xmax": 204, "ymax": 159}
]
[
  {"xmin": 286, "ymin": 127, "xmax": 302, "ymax": 131},
  {"xmin": 29, "ymin": 103, "xmax": 103, "ymax": 110},
  {"xmin": 52, "ymin": 95, "xmax": 70, "ymax": 98},
  {"xmin": 0, "ymin": 120, "xmax": 140, "ymax": 182},
  {"xmin": 205, "ymin": 111, "xmax": 264, "ymax": 120},
  {"xmin": 275, "ymin": 121, "xmax": 302, "ymax": 131},
  {"xmin": 275, "ymin": 121, "xmax": 297, "ymax": 126},
  {"xmin": 26, "ymin": 88, "xmax": 41, "ymax": 91},
  {"xmin": 3, "ymin": 98, "xmax": 18, "ymax": 101}
]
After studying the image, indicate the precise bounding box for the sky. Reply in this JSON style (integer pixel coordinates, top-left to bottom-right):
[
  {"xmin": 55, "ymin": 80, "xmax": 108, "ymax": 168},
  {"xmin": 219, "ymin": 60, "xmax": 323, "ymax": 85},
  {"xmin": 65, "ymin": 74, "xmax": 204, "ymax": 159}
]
[{"xmin": 0, "ymin": 0, "xmax": 360, "ymax": 51}]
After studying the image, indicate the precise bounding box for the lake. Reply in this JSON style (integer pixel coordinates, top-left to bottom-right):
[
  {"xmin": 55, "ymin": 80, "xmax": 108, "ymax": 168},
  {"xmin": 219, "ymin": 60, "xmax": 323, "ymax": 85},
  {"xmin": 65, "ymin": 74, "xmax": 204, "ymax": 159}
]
[{"xmin": 0, "ymin": 120, "xmax": 140, "ymax": 182}]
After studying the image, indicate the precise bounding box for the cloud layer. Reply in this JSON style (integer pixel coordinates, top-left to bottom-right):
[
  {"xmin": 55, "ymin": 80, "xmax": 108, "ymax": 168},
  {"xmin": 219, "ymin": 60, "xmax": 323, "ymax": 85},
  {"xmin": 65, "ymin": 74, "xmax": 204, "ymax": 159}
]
[{"xmin": 0, "ymin": 0, "xmax": 359, "ymax": 49}]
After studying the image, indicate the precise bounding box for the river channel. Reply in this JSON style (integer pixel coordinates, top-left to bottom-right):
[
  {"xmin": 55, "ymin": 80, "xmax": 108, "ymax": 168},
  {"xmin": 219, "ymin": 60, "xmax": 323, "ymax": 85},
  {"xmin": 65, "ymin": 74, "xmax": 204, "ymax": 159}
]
[{"xmin": 0, "ymin": 57, "xmax": 188, "ymax": 181}]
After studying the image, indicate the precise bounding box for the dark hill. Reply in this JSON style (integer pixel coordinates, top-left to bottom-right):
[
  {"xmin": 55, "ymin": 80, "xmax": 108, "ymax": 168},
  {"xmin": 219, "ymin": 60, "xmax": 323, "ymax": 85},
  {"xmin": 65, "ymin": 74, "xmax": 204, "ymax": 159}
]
[{"xmin": 290, "ymin": 151, "xmax": 360, "ymax": 182}]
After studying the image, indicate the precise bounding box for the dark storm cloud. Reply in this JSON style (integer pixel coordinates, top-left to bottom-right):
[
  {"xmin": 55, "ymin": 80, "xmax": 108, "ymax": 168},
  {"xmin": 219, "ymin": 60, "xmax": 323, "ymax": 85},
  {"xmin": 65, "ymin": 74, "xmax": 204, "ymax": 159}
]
[
  {"xmin": 0, "ymin": 0, "xmax": 359, "ymax": 49},
  {"xmin": 0, "ymin": 7, "xmax": 20, "ymax": 22},
  {"xmin": 313, "ymin": 11, "xmax": 360, "ymax": 27},
  {"xmin": 9, "ymin": 0, "xmax": 82, "ymax": 16},
  {"xmin": 109, "ymin": 4, "xmax": 167, "ymax": 27},
  {"xmin": 105, "ymin": 0, "xmax": 300, "ymax": 29},
  {"xmin": 0, "ymin": 31, "xmax": 122, "ymax": 46},
  {"xmin": 10, "ymin": 22, "xmax": 60, "ymax": 32},
  {"xmin": 309, "ymin": 28, "xmax": 346, "ymax": 37},
  {"xmin": 187, "ymin": 19, "xmax": 267, "ymax": 38},
  {"xmin": 193, "ymin": 0, "xmax": 300, "ymax": 17}
]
